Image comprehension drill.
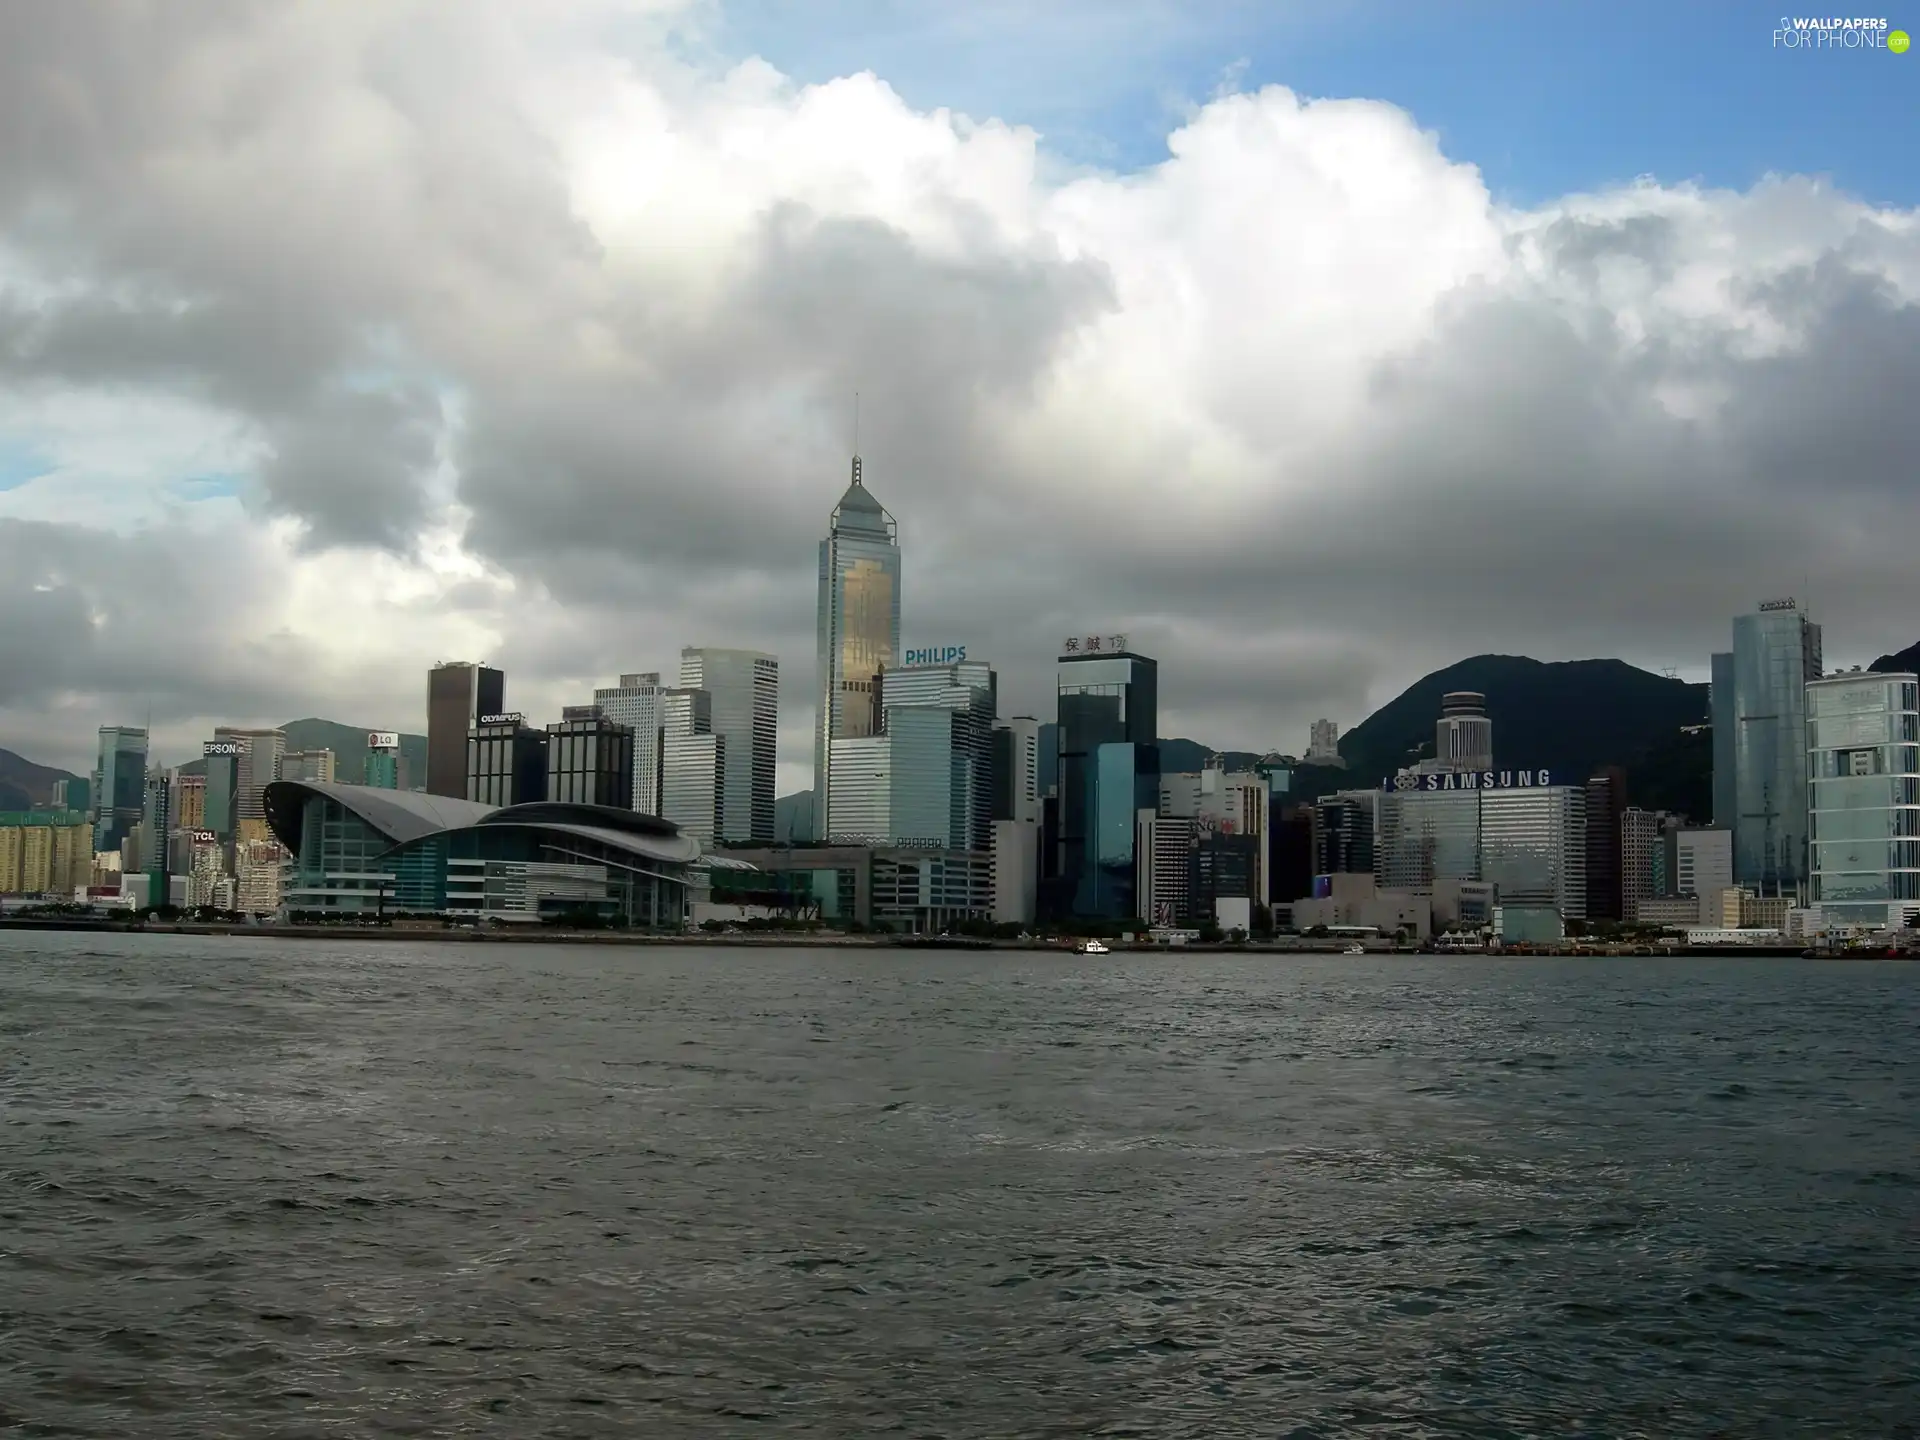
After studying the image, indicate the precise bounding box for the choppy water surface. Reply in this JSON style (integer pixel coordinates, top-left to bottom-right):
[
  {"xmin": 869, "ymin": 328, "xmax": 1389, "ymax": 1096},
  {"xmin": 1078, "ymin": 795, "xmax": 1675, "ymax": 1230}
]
[{"xmin": 2, "ymin": 935, "xmax": 1916, "ymax": 1437}]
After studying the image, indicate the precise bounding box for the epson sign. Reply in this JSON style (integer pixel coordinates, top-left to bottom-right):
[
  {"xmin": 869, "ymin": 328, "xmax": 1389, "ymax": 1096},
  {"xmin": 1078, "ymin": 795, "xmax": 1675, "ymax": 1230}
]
[
  {"xmin": 203, "ymin": 741, "xmax": 243, "ymax": 757},
  {"xmin": 903, "ymin": 646, "xmax": 967, "ymax": 666},
  {"xmin": 1389, "ymin": 769, "xmax": 1555, "ymax": 792}
]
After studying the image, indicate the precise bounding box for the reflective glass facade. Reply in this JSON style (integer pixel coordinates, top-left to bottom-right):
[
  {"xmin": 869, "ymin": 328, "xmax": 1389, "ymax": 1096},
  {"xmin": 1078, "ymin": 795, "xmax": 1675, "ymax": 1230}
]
[
  {"xmin": 545, "ymin": 714, "xmax": 634, "ymax": 809},
  {"xmin": 814, "ymin": 460, "xmax": 901, "ymax": 832},
  {"xmin": 1480, "ymin": 787, "xmax": 1587, "ymax": 918},
  {"xmin": 1055, "ymin": 651, "xmax": 1158, "ymax": 920},
  {"xmin": 428, "ymin": 663, "xmax": 504, "ymax": 798},
  {"xmin": 1716, "ymin": 604, "xmax": 1822, "ymax": 894},
  {"xmin": 93, "ymin": 726, "xmax": 148, "ymax": 854},
  {"xmin": 1376, "ymin": 790, "xmax": 1480, "ymax": 890},
  {"xmin": 1808, "ymin": 672, "xmax": 1920, "ymax": 927}
]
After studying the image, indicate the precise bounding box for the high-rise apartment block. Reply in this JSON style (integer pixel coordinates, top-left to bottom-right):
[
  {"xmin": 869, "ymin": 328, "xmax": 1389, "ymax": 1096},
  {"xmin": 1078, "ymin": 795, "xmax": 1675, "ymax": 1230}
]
[
  {"xmin": 813, "ymin": 458, "xmax": 901, "ymax": 839},
  {"xmin": 1712, "ymin": 599, "xmax": 1822, "ymax": 895},
  {"xmin": 428, "ymin": 662, "xmax": 505, "ymax": 798},
  {"xmin": 0, "ymin": 811, "xmax": 94, "ymax": 896},
  {"xmin": 1305, "ymin": 719, "xmax": 1342, "ymax": 766}
]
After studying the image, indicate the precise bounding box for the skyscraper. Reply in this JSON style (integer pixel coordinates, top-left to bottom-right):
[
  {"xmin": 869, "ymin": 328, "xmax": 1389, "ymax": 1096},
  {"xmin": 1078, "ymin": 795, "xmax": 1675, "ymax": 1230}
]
[
  {"xmin": 679, "ymin": 648, "xmax": 778, "ymax": 843},
  {"xmin": 991, "ymin": 715, "xmax": 1043, "ymax": 924},
  {"xmin": 1435, "ymin": 692, "xmax": 1494, "ymax": 773},
  {"xmin": 203, "ymin": 739, "xmax": 241, "ymax": 840},
  {"xmin": 1051, "ymin": 637, "xmax": 1158, "ymax": 920},
  {"xmin": 212, "ymin": 728, "xmax": 287, "ymax": 825},
  {"xmin": 142, "ymin": 769, "xmax": 172, "ymax": 910},
  {"xmin": 1584, "ymin": 769, "xmax": 1627, "ymax": 921},
  {"xmin": 1807, "ymin": 669, "xmax": 1920, "ymax": 931},
  {"xmin": 428, "ymin": 662, "xmax": 505, "ymax": 798},
  {"xmin": 1711, "ymin": 599, "xmax": 1822, "ymax": 895},
  {"xmin": 814, "ymin": 456, "xmax": 901, "ymax": 840},
  {"xmin": 593, "ymin": 673, "xmax": 667, "ymax": 815},
  {"xmin": 660, "ymin": 688, "xmax": 722, "ymax": 845},
  {"xmin": 92, "ymin": 726, "xmax": 148, "ymax": 854},
  {"xmin": 281, "ymin": 749, "xmax": 336, "ymax": 784},
  {"xmin": 467, "ymin": 715, "xmax": 548, "ymax": 807},
  {"xmin": 546, "ymin": 708, "xmax": 635, "ymax": 809}
]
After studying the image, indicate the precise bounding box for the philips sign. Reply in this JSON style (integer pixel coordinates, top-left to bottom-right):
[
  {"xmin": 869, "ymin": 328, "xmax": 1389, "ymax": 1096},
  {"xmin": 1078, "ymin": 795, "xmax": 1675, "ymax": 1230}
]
[
  {"xmin": 903, "ymin": 646, "xmax": 967, "ymax": 667},
  {"xmin": 1388, "ymin": 769, "xmax": 1556, "ymax": 792}
]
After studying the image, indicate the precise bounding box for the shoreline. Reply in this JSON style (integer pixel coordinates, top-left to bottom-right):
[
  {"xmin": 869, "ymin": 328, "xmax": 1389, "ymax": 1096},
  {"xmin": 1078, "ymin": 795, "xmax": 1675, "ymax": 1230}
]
[{"xmin": 0, "ymin": 916, "xmax": 1905, "ymax": 959}]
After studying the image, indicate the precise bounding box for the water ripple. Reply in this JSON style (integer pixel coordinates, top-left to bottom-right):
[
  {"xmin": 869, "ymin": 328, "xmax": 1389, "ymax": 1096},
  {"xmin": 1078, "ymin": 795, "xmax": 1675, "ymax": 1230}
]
[{"xmin": 0, "ymin": 934, "xmax": 1915, "ymax": 1436}]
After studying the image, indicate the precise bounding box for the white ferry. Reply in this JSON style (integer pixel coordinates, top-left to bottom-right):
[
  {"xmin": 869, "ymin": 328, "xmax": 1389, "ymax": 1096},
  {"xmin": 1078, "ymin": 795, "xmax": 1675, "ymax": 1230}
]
[{"xmin": 1077, "ymin": 939, "xmax": 1110, "ymax": 955}]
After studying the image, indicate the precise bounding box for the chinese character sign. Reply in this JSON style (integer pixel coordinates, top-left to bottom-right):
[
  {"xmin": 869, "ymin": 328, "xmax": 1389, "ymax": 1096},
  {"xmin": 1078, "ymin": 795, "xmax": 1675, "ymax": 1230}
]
[
  {"xmin": 1062, "ymin": 637, "xmax": 1079, "ymax": 653},
  {"xmin": 1108, "ymin": 634, "xmax": 1127, "ymax": 652},
  {"xmin": 1084, "ymin": 635, "xmax": 1103, "ymax": 652}
]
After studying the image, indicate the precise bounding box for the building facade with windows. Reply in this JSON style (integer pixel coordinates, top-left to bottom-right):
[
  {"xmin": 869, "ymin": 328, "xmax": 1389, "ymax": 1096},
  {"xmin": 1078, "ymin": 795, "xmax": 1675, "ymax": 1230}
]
[
  {"xmin": 1806, "ymin": 670, "xmax": 1920, "ymax": 931},
  {"xmin": 593, "ymin": 673, "xmax": 667, "ymax": 816},
  {"xmin": 212, "ymin": 728, "xmax": 287, "ymax": 826},
  {"xmin": 427, "ymin": 662, "xmax": 505, "ymax": 798},
  {"xmin": 814, "ymin": 458, "xmax": 902, "ymax": 839},
  {"xmin": 1052, "ymin": 641, "xmax": 1158, "ymax": 921},
  {"xmin": 1479, "ymin": 785, "xmax": 1588, "ymax": 921},
  {"xmin": 467, "ymin": 717, "xmax": 549, "ymax": 808},
  {"xmin": 1712, "ymin": 600, "xmax": 1822, "ymax": 896},
  {"xmin": 679, "ymin": 648, "xmax": 778, "ymax": 843},
  {"xmin": 545, "ymin": 708, "xmax": 634, "ymax": 810},
  {"xmin": 92, "ymin": 726, "xmax": 148, "ymax": 855}
]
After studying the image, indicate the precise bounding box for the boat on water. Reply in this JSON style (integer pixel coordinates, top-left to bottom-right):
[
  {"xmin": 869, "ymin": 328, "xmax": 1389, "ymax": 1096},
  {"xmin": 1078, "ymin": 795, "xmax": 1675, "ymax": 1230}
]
[
  {"xmin": 1342, "ymin": 943, "xmax": 1366, "ymax": 955},
  {"xmin": 1077, "ymin": 939, "xmax": 1110, "ymax": 955}
]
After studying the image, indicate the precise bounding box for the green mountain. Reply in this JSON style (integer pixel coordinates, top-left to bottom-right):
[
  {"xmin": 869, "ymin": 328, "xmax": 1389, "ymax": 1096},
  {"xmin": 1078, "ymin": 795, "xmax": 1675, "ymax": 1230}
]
[
  {"xmin": 1337, "ymin": 655, "xmax": 1709, "ymax": 788},
  {"xmin": 278, "ymin": 718, "xmax": 427, "ymax": 787},
  {"xmin": 1870, "ymin": 641, "xmax": 1920, "ymax": 674},
  {"xmin": 0, "ymin": 748, "xmax": 79, "ymax": 813}
]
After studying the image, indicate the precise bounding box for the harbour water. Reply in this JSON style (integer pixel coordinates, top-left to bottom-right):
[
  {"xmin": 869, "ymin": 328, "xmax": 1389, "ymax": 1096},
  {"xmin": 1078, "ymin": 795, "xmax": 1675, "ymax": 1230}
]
[{"xmin": 2, "ymin": 933, "xmax": 1915, "ymax": 1436}]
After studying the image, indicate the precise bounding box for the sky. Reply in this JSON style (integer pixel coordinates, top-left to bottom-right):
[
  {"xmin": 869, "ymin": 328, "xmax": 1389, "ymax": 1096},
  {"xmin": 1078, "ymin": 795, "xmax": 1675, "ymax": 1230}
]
[{"xmin": 0, "ymin": 0, "xmax": 1915, "ymax": 794}]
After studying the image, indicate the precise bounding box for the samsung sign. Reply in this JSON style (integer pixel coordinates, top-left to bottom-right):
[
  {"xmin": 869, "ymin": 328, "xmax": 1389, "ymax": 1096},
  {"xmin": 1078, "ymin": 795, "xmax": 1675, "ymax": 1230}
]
[
  {"xmin": 1388, "ymin": 769, "xmax": 1555, "ymax": 792},
  {"xmin": 903, "ymin": 646, "xmax": 967, "ymax": 666}
]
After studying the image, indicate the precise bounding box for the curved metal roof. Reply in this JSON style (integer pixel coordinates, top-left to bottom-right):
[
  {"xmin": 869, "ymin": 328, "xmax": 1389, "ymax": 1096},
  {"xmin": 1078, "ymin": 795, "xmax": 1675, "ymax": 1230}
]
[
  {"xmin": 263, "ymin": 780, "xmax": 498, "ymax": 853},
  {"xmin": 384, "ymin": 818, "xmax": 706, "ymax": 868},
  {"xmin": 484, "ymin": 801, "xmax": 682, "ymax": 839}
]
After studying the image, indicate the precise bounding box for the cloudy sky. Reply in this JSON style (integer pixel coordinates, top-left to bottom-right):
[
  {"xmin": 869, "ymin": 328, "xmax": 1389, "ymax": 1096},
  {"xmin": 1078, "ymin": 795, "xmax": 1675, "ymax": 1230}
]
[{"xmin": 1, "ymin": 1, "xmax": 1915, "ymax": 793}]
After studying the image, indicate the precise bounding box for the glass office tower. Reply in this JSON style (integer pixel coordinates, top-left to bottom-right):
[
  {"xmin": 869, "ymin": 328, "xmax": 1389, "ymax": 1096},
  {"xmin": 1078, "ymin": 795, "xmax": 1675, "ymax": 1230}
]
[
  {"xmin": 93, "ymin": 726, "xmax": 149, "ymax": 854},
  {"xmin": 814, "ymin": 457, "xmax": 901, "ymax": 840},
  {"xmin": 428, "ymin": 662, "xmax": 505, "ymax": 798},
  {"xmin": 1712, "ymin": 600, "xmax": 1823, "ymax": 896},
  {"xmin": 680, "ymin": 648, "xmax": 778, "ymax": 843},
  {"xmin": 1053, "ymin": 645, "xmax": 1158, "ymax": 920},
  {"xmin": 594, "ymin": 673, "xmax": 666, "ymax": 815},
  {"xmin": 1807, "ymin": 670, "xmax": 1920, "ymax": 930}
]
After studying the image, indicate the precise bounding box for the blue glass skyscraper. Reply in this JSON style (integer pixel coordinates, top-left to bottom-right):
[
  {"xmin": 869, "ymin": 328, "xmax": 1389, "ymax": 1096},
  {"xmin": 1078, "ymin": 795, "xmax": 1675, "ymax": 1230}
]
[
  {"xmin": 1051, "ymin": 641, "xmax": 1158, "ymax": 921},
  {"xmin": 1711, "ymin": 599, "xmax": 1823, "ymax": 896}
]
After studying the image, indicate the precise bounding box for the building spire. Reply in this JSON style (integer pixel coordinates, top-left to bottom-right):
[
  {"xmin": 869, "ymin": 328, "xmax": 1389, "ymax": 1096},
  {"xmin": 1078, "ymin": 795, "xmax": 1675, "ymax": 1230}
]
[{"xmin": 851, "ymin": 390, "xmax": 862, "ymax": 487}]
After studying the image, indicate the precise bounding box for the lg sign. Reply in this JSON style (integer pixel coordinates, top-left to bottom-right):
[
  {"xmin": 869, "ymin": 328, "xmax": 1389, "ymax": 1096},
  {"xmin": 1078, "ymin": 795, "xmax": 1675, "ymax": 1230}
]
[{"xmin": 903, "ymin": 646, "xmax": 967, "ymax": 666}]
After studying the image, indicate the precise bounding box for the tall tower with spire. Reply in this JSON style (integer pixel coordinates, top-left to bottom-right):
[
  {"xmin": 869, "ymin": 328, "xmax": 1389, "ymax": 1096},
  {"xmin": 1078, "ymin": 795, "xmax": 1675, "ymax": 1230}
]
[{"xmin": 814, "ymin": 454, "xmax": 901, "ymax": 838}]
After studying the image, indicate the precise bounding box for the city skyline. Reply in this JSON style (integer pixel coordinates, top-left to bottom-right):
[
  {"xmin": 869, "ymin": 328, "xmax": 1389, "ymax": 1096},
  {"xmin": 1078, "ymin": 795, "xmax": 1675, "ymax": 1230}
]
[{"xmin": 0, "ymin": 5, "xmax": 1917, "ymax": 791}]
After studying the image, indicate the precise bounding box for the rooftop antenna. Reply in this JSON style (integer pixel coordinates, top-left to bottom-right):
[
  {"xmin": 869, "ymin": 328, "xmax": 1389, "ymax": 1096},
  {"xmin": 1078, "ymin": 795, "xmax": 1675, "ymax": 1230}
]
[{"xmin": 850, "ymin": 390, "xmax": 862, "ymax": 488}]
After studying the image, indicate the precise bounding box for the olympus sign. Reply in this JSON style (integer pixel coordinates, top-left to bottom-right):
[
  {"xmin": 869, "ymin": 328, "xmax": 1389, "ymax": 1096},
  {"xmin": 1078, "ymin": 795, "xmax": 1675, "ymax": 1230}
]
[
  {"xmin": 1388, "ymin": 769, "xmax": 1555, "ymax": 792},
  {"xmin": 477, "ymin": 713, "xmax": 524, "ymax": 726}
]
